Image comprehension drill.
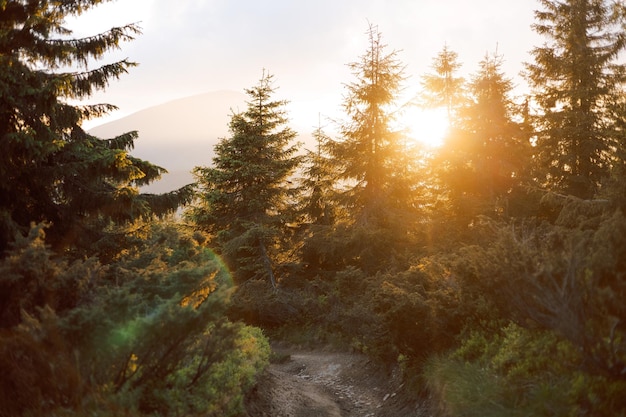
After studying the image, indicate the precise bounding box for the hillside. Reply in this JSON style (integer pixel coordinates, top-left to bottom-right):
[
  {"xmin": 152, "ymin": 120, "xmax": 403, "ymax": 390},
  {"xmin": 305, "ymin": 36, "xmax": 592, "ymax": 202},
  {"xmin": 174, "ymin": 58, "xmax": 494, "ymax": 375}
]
[
  {"xmin": 88, "ymin": 90, "xmax": 247, "ymax": 193},
  {"xmin": 89, "ymin": 90, "xmax": 317, "ymax": 194}
]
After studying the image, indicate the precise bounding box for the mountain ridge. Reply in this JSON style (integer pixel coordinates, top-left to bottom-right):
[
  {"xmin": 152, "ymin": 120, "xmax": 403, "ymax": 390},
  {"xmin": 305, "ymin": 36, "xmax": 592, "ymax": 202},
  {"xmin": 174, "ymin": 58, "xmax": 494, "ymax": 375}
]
[
  {"xmin": 89, "ymin": 90, "xmax": 315, "ymax": 194},
  {"xmin": 89, "ymin": 90, "xmax": 245, "ymax": 193}
]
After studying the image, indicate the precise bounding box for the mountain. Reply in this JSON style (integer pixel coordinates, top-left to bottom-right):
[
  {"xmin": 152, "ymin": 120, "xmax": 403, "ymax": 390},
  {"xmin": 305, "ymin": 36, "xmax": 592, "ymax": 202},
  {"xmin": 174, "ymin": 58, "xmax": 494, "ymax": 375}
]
[
  {"xmin": 89, "ymin": 90, "xmax": 317, "ymax": 194},
  {"xmin": 89, "ymin": 90, "xmax": 248, "ymax": 193}
]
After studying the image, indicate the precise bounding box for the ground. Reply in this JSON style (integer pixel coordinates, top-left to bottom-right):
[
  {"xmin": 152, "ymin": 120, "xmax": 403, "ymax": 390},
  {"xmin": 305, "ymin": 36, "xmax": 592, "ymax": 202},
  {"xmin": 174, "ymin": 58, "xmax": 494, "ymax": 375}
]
[{"xmin": 244, "ymin": 345, "xmax": 429, "ymax": 417}]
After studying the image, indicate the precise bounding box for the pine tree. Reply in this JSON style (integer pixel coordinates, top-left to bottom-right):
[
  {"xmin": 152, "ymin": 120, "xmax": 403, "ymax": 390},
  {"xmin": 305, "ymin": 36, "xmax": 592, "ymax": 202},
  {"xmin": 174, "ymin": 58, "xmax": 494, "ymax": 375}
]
[
  {"xmin": 189, "ymin": 72, "xmax": 300, "ymax": 287},
  {"xmin": 326, "ymin": 24, "xmax": 422, "ymax": 271},
  {"xmin": 438, "ymin": 52, "xmax": 528, "ymax": 224},
  {"xmin": 0, "ymin": 0, "xmax": 193, "ymax": 256},
  {"xmin": 333, "ymin": 24, "xmax": 410, "ymax": 227},
  {"xmin": 420, "ymin": 44, "xmax": 465, "ymax": 123},
  {"xmin": 298, "ymin": 123, "xmax": 339, "ymax": 226},
  {"xmin": 526, "ymin": 0, "xmax": 626, "ymax": 199}
]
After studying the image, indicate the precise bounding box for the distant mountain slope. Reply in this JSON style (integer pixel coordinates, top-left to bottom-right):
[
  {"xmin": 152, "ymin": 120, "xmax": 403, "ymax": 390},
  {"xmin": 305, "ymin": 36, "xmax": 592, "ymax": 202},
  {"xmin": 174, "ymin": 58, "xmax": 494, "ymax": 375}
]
[
  {"xmin": 89, "ymin": 90, "xmax": 316, "ymax": 194},
  {"xmin": 90, "ymin": 91, "xmax": 246, "ymax": 167},
  {"xmin": 88, "ymin": 90, "xmax": 247, "ymax": 193}
]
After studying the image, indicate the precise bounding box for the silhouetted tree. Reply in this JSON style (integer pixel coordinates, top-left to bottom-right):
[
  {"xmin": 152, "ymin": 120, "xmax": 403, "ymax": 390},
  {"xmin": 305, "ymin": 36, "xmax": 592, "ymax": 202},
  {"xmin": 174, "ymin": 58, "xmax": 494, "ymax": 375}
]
[
  {"xmin": 438, "ymin": 52, "xmax": 528, "ymax": 225},
  {"xmin": 298, "ymin": 124, "xmax": 339, "ymax": 226},
  {"xmin": 420, "ymin": 44, "xmax": 465, "ymax": 123},
  {"xmin": 328, "ymin": 24, "xmax": 421, "ymax": 271}
]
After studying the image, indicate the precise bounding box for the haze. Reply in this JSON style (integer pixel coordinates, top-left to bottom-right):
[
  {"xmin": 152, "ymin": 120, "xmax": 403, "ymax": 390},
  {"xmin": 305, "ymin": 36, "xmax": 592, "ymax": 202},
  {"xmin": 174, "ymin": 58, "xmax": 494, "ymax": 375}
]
[{"xmin": 76, "ymin": 0, "xmax": 539, "ymax": 131}]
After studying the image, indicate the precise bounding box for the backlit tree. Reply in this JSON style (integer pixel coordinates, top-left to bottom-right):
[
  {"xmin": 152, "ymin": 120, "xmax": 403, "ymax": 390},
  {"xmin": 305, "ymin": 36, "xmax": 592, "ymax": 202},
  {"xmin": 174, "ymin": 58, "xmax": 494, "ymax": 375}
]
[
  {"xmin": 438, "ymin": 52, "xmax": 528, "ymax": 225},
  {"xmin": 420, "ymin": 44, "xmax": 465, "ymax": 123},
  {"xmin": 328, "ymin": 24, "xmax": 421, "ymax": 271}
]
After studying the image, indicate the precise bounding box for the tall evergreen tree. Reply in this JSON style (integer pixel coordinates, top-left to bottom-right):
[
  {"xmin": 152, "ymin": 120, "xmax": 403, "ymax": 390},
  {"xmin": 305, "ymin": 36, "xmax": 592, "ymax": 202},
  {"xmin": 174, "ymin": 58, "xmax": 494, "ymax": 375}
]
[
  {"xmin": 189, "ymin": 72, "xmax": 300, "ymax": 287},
  {"xmin": 438, "ymin": 52, "xmax": 528, "ymax": 224},
  {"xmin": 294, "ymin": 122, "xmax": 346, "ymax": 271},
  {"xmin": 0, "ymin": 0, "xmax": 192, "ymax": 257},
  {"xmin": 525, "ymin": 0, "xmax": 626, "ymax": 199},
  {"xmin": 420, "ymin": 44, "xmax": 465, "ymax": 123},
  {"xmin": 333, "ymin": 24, "xmax": 411, "ymax": 228},
  {"xmin": 325, "ymin": 24, "xmax": 422, "ymax": 271},
  {"xmin": 298, "ymin": 123, "xmax": 339, "ymax": 226}
]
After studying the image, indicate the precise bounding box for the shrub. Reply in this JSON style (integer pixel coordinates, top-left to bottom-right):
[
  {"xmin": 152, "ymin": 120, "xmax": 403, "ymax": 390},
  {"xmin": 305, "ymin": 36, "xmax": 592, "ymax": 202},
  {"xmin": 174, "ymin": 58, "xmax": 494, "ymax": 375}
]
[{"xmin": 0, "ymin": 224, "xmax": 270, "ymax": 417}]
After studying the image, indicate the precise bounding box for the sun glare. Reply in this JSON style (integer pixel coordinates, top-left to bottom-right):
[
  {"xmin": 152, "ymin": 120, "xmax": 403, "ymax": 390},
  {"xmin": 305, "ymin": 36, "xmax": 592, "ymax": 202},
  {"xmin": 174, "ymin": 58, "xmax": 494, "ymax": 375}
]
[{"xmin": 402, "ymin": 107, "xmax": 449, "ymax": 148}]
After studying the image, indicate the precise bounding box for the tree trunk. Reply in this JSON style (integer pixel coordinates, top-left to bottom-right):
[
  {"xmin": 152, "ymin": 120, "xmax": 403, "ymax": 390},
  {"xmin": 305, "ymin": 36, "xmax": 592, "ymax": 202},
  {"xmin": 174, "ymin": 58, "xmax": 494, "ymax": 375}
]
[{"xmin": 259, "ymin": 240, "xmax": 277, "ymax": 290}]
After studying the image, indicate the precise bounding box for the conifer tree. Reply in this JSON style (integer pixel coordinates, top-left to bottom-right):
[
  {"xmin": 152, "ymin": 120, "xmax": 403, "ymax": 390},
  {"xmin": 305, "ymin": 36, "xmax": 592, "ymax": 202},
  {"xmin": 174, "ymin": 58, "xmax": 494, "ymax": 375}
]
[
  {"xmin": 0, "ymin": 0, "xmax": 193, "ymax": 256},
  {"xmin": 526, "ymin": 0, "xmax": 626, "ymax": 199},
  {"xmin": 420, "ymin": 44, "xmax": 465, "ymax": 123},
  {"xmin": 326, "ymin": 24, "xmax": 421, "ymax": 271},
  {"xmin": 333, "ymin": 24, "xmax": 411, "ymax": 228},
  {"xmin": 298, "ymin": 123, "xmax": 339, "ymax": 226},
  {"xmin": 189, "ymin": 72, "xmax": 300, "ymax": 287},
  {"xmin": 295, "ymin": 123, "xmax": 345, "ymax": 270},
  {"xmin": 438, "ymin": 52, "xmax": 527, "ymax": 224}
]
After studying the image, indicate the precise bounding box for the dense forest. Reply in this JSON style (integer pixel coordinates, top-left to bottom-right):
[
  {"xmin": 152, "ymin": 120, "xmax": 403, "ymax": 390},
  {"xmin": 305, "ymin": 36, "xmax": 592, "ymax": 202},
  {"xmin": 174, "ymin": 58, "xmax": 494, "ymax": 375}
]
[{"xmin": 2, "ymin": 0, "xmax": 626, "ymax": 416}]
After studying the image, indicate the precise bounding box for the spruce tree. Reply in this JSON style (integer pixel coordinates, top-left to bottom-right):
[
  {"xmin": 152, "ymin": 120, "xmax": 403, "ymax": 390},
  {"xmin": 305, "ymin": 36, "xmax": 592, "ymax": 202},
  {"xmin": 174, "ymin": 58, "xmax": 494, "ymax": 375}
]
[
  {"xmin": 328, "ymin": 24, "xmax": 421, "ymax": 271},
  {"xmin": 525, "ymin": 0, "xmax": 626, "ymax": 199},
  {"xmin": 189, "ymin": 72, "xmax": 300, "ymax": 287},
  {"xmin": 420, "ymin": 44, "xmax": 465, "ymax": 123},
  {"xmin": 333, "ymin": 24, "xmax": 410, "ymax": 227},
  {"xmin": 298, "ymin": 124, "xmax": 339, "ymax": 226},
  {"xmin": 0, "ymin": 0, "xmax": 192, "ymax": 257},
  {"xmin": 438, "ymin": 52, "xmax": 528, "ymax": 224},
  {"xmin": 295, "ymin": 123, "xmax": 345, "ymax": 270}
]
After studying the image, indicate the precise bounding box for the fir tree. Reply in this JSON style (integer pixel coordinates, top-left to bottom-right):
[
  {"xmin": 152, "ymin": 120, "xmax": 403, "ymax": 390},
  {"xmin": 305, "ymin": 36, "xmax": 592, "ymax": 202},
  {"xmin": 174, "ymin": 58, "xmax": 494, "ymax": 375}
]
[
  {"xmin": 298, "ymin": 123, "xmax": 339, "ymax": 226},
  {"xmin": 0, "ymin": 0, "xmax": 193, "ymax": 257},
  {"xmin": 525, "ymin": 0, "xmax": 626, "ymax": 199},
  {"xmin": 189, "ymin": 72, "xmax": 300, "ymax": 287},
  {"xmin": 326, "ymin": 24, "xmax": 422, "ymax": 271},
  {"xmin": 294, "ymin": 122, "xmax": 345, "ymax": 270},
  {"xmin": 420, "ymin": 44, "xmax": 465, "ymax": 123},
  {"xmin": 438, "ymin": 52, "xmax": 528, "ymax": 224},
  {"xmin": 333, "ymin": 24, "xmax": 410, "ymax": 227}
]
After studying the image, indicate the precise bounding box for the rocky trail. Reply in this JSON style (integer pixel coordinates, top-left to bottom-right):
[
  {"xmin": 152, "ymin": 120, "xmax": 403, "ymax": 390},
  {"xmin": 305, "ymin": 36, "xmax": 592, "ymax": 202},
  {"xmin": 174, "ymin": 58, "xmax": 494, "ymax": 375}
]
[{"xmin": 245, "ymin": 347, "xmax": 428, "ymax": 417}]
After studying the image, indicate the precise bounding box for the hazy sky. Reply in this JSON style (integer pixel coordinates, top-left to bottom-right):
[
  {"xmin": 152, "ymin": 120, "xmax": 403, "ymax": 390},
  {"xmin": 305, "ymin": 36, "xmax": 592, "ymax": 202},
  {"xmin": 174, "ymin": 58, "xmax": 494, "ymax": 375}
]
[{"xmin": 72, "ymin": 0, "xmax": 541, "ymax": 130}]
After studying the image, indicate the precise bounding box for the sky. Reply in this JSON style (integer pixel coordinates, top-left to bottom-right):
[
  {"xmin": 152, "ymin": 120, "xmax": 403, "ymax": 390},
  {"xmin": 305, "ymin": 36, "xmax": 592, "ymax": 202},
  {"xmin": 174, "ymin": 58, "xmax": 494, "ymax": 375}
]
[{"xmin": 70, "ymin": 0, "xmax": 541, "ymax": 131}]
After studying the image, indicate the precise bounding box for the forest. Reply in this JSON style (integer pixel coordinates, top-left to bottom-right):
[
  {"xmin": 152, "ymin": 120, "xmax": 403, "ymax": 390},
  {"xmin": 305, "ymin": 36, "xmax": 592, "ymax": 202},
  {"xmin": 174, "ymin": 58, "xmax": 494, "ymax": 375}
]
[{"xmin": 1, "ymin": 0, "xmax": 626, "ymax": 416}]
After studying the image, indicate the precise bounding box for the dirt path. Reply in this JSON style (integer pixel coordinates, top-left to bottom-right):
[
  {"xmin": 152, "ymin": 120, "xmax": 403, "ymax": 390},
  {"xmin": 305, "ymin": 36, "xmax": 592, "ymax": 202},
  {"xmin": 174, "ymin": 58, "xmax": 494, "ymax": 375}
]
[{"xmin": 245, "ymin": 347, "xmax": 427, "ymax": 417}]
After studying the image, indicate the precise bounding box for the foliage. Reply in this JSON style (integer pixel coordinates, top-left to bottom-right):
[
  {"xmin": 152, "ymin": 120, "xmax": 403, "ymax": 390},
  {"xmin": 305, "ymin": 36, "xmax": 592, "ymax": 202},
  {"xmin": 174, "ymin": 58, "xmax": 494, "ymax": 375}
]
[
  {"xmin": 333, "ymin": 24, "xmax": 409, "ymax": 224},
  {"xmin": 0, "ymin": 223, "xmax": 101, "ymax": 327},
  {"xmin": 435, "ymin": 52, "xmax": 529, "ymax": 228},
  {"xmin": 0, "ymin": 223, "xmax": 269, "ymax": 417},
  {"xmin": 421, "ymin": 202, "xmax": 626, "ymax": 416},
  {"xmin": 6, "ymin": 2, "xmax": 626, "ymax": 415},
  {"xmin": 0, "ymin": 307, "xmax": 83, "ymax": 417},
  {"xmin": 313, "ymin": 24, "xmax": 424, "ymax": 272},
  {"xmin": 426, "ymin": 323, "xmax": 626, "ymax": 417},
  {"xmin": 463, "ymin": 208, "xmax": 626, "ymax": 379},
  {"xmin": 189, "ymin": 71, "xmax": 301, "ymax": 287},
  {"xmin": 525, "ymin": 0, "xmax": 626, "ymax": 199},
  {"xmin": 371, "ymin": 264, "xmax": 463, "ymax": 364},
  {"xmin": 297, "ymin": 124, "xmax": 341, "ymax": 226},
  {"xmin": 420, "ymin": 44, "xmax": 466, "ymax": 120},
  {"xmin": 0, "ymin": 0, "xmax": 193, "ymax": 257}
]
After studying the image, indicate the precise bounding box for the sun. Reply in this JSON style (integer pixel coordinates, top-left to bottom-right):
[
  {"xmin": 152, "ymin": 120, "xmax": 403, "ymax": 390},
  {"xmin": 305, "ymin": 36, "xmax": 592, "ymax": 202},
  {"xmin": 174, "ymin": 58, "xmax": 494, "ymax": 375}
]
[{"xmin": 401, "ymin": 106, "xmax": 449, "ymax": 148}]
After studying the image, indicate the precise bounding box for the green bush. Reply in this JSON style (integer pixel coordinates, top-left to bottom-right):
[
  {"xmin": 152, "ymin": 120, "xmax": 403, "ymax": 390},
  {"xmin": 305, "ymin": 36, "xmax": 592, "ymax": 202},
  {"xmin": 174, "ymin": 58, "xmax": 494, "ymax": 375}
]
[
  {"xmin": 426, "ymin": 322, "xmax": 626, "ymax": 417},
  {"xmin": 0, "ymin": 224, "xmax": 270, "ymax": 417}
]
